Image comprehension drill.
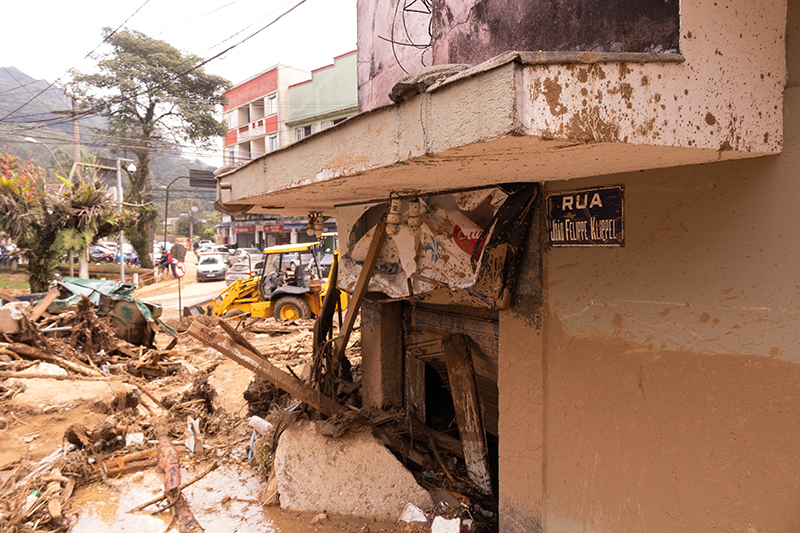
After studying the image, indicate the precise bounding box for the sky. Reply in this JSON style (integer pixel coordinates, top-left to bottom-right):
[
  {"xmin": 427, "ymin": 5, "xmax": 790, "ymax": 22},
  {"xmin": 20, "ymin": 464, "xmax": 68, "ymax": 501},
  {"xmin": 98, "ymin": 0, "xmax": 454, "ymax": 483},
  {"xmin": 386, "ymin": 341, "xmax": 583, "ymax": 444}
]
[
  {"xmin": 0, "ymin": 0, "xmax": 357, "ymax": 85},
  {"xmin": 0, "ymin": 0, "xmax": 357, "ymax": 163}
]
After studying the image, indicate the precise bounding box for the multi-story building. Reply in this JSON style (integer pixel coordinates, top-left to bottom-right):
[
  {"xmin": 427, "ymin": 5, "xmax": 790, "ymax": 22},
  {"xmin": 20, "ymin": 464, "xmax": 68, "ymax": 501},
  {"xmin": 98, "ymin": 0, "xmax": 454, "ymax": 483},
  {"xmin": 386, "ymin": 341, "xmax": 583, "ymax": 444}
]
[
  {"xmin": 221, "ymin": 64, "xmax": 309, "ymax": 166},
  {"xmin": 218, "ymin": 56, "xmax": 356, "ymax": 248},
  {"xmin": 286, "ymin": 51, "xmax": 357, "ymax": 143}
]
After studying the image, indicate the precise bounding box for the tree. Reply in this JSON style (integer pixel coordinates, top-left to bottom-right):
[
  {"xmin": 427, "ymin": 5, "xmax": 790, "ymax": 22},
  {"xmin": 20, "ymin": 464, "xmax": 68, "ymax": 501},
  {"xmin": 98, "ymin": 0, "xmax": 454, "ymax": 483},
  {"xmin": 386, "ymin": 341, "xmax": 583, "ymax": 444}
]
[
  {"xmin": 0, "ymin": 150, "xmax": 124, "ymax": 291},
  {"xmin": 175, "ymin": 216, "xmax": 207, "ymax": 238},
  {"xmin": 71, "ymin": 28, "xmax": 231, "ymax": 268}
]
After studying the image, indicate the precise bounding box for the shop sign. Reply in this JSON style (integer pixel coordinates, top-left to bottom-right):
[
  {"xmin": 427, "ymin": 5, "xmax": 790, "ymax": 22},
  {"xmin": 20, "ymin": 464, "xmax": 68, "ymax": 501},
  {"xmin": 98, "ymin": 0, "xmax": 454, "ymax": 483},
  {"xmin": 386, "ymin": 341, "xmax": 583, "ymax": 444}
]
[
  {"xmin": 234, "ymin": 225, "xmax": 255, "ymax": 234},
  {"xmin": 263, "ymin": 224, "xmax": 285, "ymax": 233},
  {"xmin": 547, "ymin": 186, "xmax": 624, "ymax": 246}
]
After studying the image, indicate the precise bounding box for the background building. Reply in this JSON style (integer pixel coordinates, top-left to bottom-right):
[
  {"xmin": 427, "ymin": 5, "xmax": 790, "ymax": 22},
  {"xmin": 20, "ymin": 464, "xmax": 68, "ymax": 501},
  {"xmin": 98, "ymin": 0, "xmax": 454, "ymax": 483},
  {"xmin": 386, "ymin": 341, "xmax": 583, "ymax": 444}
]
[
  {"xmin": 286, "ymin": 51, "xmax": 357, "ymax": 142},
  {"xmin": 222, "ymin": 64, "xmax": 309, "ymax": 165},
  {"xmin": 218, "ymin": 54, "xmax": 357, "ymax": 247}
]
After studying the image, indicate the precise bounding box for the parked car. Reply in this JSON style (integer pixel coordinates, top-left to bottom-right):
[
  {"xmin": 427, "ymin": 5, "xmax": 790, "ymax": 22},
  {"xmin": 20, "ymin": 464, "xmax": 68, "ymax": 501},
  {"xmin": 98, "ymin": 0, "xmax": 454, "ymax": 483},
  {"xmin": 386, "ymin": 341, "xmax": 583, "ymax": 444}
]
[
  {"xmin": 89, "ymin": 245, "xmax": 114, "ymax": 264},
  {"xmin": 225, "ymin": 259, "xmax": 264, "ymax": 285},
  {"xmin": 227, "ymin": 247, "xmax": 263, "ymax": 266},
  {"xmin": 153, "ymin": 241, "xmax": 173, "ymax": 255},
  {"xmin": 316, "ymin": 253, "xmax": 335, "ymax": 278},
  {"xmin": 115, "ymin": 243, "xmax": 140, "ymax": 266},
  {"xmin": 0, "ymin": 244, "xmax": 20, "ymax": 270},
  {"xmin": 196, "ymin": 254, "xmax": 227, "ymax": 282},
  {"xmin": 198, "ymin": 244, "xmax": 231, "ymax": 263}
]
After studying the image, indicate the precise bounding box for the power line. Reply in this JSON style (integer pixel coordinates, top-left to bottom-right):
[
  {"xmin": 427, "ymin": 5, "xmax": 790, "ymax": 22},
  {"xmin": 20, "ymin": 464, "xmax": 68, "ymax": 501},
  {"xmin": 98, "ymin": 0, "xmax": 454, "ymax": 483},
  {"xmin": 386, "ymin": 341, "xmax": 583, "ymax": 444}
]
[
  {"xmin": 0, "ymin": 0, "xmax": 152, "ymax": 124},
  {"xmin": 3, "ymin": 0, "xmax": 321, "ymax": 165},
  {"xmin": 74, "ymin": 0, "xmax": 310, "ymax": 127}
]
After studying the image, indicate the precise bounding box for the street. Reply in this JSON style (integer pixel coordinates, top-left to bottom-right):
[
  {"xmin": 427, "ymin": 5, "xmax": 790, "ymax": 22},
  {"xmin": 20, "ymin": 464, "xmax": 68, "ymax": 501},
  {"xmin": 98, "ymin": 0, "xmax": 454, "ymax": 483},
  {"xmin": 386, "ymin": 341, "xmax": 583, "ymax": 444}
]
[{"xmin": 132, "ymin": 252, "xmax": 227, "ymax": 319}]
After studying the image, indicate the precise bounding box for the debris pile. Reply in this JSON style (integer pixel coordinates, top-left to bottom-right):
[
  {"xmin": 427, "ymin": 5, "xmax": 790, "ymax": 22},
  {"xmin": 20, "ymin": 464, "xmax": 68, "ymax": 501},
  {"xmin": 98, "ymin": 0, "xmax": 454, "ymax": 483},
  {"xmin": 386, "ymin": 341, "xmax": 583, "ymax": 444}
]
[{"xmin": 0, "ymin": 274, "xmax": 498, "ymax": 532}]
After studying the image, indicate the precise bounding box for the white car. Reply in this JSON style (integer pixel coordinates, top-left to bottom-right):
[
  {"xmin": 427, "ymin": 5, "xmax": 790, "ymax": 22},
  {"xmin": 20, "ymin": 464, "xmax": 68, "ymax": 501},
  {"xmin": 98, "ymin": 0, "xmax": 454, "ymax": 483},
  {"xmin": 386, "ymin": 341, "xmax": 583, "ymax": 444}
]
[
  {"xmin": 225, "ymin": 259, "xmax": 264, "ymax": 285},
  {"xmin": 227, "ymin": 247, "xmax": 263, "ymax": 266},
  {"xmin": 196, "ymin": 254, "xmax": 226, "ymax": 282},
  {"xmin": 198, "ymin": 244, "xmax": 231, "ymax": 261}
]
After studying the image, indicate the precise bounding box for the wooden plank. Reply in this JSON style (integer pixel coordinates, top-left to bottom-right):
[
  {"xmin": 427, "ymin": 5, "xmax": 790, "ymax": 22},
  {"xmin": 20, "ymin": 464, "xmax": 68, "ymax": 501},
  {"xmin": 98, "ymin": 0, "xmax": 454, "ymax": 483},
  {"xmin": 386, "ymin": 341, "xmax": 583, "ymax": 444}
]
[
  {"xmin": 0, "ymin": 291, "xmax": 19, "ymax": 303},
  {"xmin": 29, "ymin": 290, "xmax": 58, "ymax": 322},
  {"xmin": 441, "ymin": 333, "xmax": 493, "ymax": 495},
  {"xmin": 404, "ymin": 351, "xmax": 426, "ymax": 422},
  {"xmin": 218, "ymin": 320, "xmax": 263, "ymax": 358},
  {"xmin": 333, "ymin": 217, "xmax": 387, "ymax": 364},
  {"xmin": 187, "ymin": 321, "xmax": 343, "ymax": 417}
]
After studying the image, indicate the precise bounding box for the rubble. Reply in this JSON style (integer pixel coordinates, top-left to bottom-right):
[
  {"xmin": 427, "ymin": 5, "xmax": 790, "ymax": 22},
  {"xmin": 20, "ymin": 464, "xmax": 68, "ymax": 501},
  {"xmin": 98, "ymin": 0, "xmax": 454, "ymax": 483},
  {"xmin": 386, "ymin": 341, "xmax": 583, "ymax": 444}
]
[
  {"xmin": 0, "ymin": 275, "xmax": 496, "ymax": 532},
  {"xmin": 274, "ymin": 420, "xmax": 434, "ymax": 521}
]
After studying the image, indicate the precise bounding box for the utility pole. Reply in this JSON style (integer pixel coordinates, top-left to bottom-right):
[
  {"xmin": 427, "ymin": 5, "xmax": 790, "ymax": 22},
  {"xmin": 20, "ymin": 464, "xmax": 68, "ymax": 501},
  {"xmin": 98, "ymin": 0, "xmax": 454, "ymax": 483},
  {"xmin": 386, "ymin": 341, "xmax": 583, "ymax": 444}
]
[
  {"xmin": 53, "ymin": 92, "xmax": 88, "ymax": 180},
  {"xmin": 189, "ymin": 196, "xmax": 194, "ymax": 242}
]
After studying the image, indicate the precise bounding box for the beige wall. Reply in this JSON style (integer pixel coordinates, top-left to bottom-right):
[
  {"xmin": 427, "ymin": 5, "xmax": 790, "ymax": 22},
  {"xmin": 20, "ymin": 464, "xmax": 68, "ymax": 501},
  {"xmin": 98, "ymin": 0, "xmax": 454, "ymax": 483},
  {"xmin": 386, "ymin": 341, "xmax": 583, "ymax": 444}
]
[
  {"xmin": 498, "ymin": 61, "xmax": 800, "ymax": 533},
  {"xmin": 498, "ymin": 210, "xmax": 545, "ymax": 532}
]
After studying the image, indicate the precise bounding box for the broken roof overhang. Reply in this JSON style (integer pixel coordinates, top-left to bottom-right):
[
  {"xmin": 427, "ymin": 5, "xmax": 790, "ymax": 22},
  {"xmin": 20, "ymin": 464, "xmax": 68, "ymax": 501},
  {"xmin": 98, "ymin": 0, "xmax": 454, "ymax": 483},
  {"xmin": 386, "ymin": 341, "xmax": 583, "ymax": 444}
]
[{"xmin": 217, "ymin": 50, "xmax": 783, "ymax": 216}]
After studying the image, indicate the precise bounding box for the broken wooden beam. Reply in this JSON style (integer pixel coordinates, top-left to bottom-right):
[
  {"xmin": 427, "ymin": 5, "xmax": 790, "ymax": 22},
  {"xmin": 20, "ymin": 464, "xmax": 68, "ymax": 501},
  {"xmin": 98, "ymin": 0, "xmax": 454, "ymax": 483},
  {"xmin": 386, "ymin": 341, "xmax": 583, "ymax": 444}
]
[
  {"xmin": 29, "ymin": 291, "xmax": 58, "ymax": 322},
  {"xmin": 333, "ymin": 217, "xmax": 387, "ymax": 366},
  {"xmin": 187, "ymin": 321, "xmax": 344, "ymax": 417},
  {"xmin": 442, "ymin": 333, "xmax": 493, "ymax": 496},
  {"xmin": 3, "ymin": 343, "xmax": 103, "ymax": 377},
  {"xmin": 128, "ymin": 462, "xmax": 219, "ymax": 514},
  {"xmin": 157, "ymin": 435, "xmax": 181, "ymax": 502},
  {"xmin": 157, "ymin": 435, "xmax": 204, "ymax": 532}
]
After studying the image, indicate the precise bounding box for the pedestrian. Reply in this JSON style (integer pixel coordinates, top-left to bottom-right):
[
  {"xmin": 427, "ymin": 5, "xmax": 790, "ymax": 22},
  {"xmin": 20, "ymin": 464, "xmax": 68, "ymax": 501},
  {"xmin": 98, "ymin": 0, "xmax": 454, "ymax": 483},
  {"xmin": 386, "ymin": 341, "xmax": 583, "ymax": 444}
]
[
  {"xmin": 160, "ymin": 251, "xmax": 169, "ymax": 273},
  {"xmin": 167, "ymin": 251, "xmax": 177, "ymax": 278}
]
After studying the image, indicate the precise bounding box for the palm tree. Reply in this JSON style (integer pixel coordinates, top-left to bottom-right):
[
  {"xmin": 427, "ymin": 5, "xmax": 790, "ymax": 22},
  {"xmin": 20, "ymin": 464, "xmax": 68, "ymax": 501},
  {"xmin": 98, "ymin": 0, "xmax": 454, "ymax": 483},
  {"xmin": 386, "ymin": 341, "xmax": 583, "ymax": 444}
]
[
  {"xmin": 54, "ymin": 180, "xmax": 118, "ymax": 278},
  {"xmin": 0, "ymin": 150, "xmax": 130, "ymax": 291}
]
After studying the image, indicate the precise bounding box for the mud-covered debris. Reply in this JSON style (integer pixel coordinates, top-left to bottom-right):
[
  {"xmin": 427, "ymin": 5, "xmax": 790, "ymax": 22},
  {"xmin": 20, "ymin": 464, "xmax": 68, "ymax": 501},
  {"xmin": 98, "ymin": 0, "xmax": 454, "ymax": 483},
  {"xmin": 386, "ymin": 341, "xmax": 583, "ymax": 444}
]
[
  {"xmin": 65, "ymin": 416, "xmax": 126, "ymax": 449},
  {"xmin": 243, "ymin": 376, "xmax": 285, "ymax": 414},
  {"xmin": 316, "ymin": 409, "xmax": 368, "ymax": 439}
]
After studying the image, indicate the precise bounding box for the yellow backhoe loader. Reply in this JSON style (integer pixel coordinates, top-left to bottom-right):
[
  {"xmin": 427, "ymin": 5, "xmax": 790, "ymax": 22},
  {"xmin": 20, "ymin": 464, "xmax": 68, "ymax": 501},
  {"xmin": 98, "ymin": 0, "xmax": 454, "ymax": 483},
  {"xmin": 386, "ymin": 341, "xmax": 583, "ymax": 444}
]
[{"xmin": 185, "ymin": 242, "xmax": 345, "ymax": 320}]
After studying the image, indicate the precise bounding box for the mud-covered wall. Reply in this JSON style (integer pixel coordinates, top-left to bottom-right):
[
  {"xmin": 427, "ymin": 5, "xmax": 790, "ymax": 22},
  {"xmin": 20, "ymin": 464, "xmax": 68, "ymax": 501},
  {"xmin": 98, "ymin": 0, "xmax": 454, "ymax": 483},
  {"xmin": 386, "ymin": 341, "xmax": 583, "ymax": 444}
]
[
  {"xmin": 432, "ymin": 0, "xmax": 679, "ymax": 66},
  {"xmin": 508, "ymin": 65, "xmax": 800, "ymax": 533},
  {"xmin": 496, "ymin": 6, "xmax": 800, "ymax": 530},
  {"xmin": 498, "ymin": 199, "xmax": 545, "ymax": 532}
]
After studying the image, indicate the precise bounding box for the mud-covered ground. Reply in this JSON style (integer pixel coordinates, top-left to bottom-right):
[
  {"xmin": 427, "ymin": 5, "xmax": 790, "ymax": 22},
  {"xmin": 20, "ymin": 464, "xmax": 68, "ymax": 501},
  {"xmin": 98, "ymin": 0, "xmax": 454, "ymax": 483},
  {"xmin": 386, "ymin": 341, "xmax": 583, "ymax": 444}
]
[{"xmin": 0, "ymin": 315, "xmax": 401, "ymax": 533}]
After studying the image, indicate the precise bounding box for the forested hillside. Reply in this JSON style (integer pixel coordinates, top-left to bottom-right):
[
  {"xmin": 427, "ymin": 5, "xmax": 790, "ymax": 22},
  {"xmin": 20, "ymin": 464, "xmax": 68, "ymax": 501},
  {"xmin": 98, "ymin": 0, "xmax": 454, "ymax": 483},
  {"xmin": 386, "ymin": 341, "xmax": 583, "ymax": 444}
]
[{"xmin": 0, "ymin": 67, "xmax": 218, "ymax": 222}]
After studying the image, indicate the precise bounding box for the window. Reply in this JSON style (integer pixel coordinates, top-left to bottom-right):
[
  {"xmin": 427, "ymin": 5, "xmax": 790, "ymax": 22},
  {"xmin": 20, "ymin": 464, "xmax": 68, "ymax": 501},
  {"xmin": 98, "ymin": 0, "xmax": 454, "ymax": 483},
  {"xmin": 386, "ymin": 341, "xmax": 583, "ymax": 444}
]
[
  {"xmin": 227, "ymin": 147, "xmax": 235, "ymax": 163},
  {"xmin": 268, "ymin": 134, "xmax": 278, "ymax": 152},
  {"xmin": 321, "ymin": 120, "xmax": 334, "ymax": 130},
  {"xmin": 200, "ymin": 255, "xmax": 223, "ymax": 265},
  {"xmin": 295, "ymin": 124, "xmax": 316, "ymax": 141},
  {"xmin": 227, "ymin": 114, "xmax": 236, "ymax": 129},
  {"xmin": 266, "ymin": 94, "xmax": 277, "ymax": 115}
]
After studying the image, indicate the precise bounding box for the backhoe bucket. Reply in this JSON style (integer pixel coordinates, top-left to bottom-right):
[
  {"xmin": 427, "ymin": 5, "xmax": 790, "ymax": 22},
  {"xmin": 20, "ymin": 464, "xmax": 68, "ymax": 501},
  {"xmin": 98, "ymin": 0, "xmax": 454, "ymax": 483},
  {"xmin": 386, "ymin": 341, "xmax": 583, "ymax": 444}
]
[{"xmin": 183, "ymin": 298, "xmax": 213, "ymax": 317}]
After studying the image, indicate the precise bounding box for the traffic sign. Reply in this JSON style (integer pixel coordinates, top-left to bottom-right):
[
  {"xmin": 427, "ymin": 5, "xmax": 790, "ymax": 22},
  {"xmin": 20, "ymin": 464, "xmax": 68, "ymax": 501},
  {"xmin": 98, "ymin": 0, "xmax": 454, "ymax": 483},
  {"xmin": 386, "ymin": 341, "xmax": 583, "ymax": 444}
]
[
  {"xmin": 174, "ymin": 261, "xmax": 186, "ymax": 278},
  {"xmin": 171, "ymin": 244, "xmax": 187, "ymax": 261}
]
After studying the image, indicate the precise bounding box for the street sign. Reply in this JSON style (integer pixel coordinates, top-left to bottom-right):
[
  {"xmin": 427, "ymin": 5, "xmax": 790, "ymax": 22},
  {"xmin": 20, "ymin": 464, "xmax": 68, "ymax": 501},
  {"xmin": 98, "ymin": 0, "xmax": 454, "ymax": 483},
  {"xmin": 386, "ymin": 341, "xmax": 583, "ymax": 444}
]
[
  {"xmin": 188, "ymin": 169, "xmax": 216, "ymax": 189},
  {"xmin": 547, "ymin": 186, "xmax": 624, "ymax": 247},
  {"xmin": 174, "ymin": 261, "xmax": 186, "ymax": 278},
  {"xmin": 171, "ymin": 244, "xmax": 187, "ymax": 261}
]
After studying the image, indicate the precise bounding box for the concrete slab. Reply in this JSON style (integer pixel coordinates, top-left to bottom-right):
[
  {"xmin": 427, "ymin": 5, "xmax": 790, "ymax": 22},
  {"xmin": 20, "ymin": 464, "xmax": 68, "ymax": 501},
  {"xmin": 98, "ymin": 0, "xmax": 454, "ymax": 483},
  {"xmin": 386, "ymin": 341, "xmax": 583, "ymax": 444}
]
[
  {"xmin": 275, "ymin": 420, "xmax": 433, "ymax": 521},
  {"xmin": 4, "ymin": 378, "xmax": 138, "ymax": 414}
]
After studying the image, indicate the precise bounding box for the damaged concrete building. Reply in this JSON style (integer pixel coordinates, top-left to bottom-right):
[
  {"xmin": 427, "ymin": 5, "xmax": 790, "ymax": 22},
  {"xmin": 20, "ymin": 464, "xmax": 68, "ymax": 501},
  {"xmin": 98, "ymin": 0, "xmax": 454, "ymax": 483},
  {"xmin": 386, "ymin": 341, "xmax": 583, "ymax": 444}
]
[{"xmin": 215, "ymin": 0, "xmax": 800, "ymax": 531}]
